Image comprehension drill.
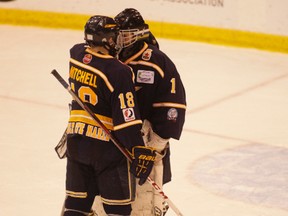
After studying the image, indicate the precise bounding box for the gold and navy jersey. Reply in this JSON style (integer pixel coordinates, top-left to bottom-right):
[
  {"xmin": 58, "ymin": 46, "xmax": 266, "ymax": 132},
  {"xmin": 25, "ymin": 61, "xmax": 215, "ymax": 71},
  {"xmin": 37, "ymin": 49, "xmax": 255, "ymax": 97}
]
[
  {"xmin": 122, "ymin": 43, "xmax": 186, "ymax": 140},
  {"xmin": 66, "ymin": 43, "xmax": 144, "ymax": 160}
]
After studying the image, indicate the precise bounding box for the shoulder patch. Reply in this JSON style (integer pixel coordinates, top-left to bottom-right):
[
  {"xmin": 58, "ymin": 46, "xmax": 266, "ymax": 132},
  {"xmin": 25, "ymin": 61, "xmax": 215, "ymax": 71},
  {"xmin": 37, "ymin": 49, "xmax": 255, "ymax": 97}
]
[
  {"xmin": 142, "ymin": 49, "xmax": 153, "ymax": 61},
  {"xmin": 167, "ymin": 108, "xmax": 178, "ymax": 121},
  {"xmin": 83, "ymin": 54, "xmax": 92, "ymax": 64}
]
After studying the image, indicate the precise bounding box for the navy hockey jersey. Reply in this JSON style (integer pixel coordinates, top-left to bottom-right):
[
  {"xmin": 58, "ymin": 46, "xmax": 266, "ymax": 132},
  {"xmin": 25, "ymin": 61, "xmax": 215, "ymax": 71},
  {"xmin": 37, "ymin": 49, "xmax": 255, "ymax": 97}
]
[
  {"xmin": 122, "ymin": 43, "xmax": 186, "ymax": 140},
  {"xmin": 66, "ymin": 43, "xmax": 144, "ymax": 163}
]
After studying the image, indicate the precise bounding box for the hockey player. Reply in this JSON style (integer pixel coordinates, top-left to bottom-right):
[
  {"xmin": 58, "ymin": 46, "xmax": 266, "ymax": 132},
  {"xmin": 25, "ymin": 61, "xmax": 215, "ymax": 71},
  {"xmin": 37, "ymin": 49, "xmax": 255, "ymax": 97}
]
[
  {"xmin": 115, "ymin": 8, "xmax": 187, "ymax": 216},
  {"xmin": 62, "ymin": 15, "xmax": 156, "ymax": 216}
]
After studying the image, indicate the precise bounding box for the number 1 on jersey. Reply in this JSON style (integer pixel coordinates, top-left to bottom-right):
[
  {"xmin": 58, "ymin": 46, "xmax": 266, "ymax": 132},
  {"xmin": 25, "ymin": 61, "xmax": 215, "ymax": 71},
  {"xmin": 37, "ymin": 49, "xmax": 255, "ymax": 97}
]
[{"xmin": 170, "ymin": 78, "xmax": 176, "ymax": 94}]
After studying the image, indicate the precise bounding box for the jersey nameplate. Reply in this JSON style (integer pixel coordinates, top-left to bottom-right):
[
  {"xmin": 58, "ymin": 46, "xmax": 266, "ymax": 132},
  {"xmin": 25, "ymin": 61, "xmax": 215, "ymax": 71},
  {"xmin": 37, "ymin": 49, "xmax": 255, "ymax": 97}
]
[{"xmin": 70, "ymin": 66, "xmax": 97, "ymax": 88}]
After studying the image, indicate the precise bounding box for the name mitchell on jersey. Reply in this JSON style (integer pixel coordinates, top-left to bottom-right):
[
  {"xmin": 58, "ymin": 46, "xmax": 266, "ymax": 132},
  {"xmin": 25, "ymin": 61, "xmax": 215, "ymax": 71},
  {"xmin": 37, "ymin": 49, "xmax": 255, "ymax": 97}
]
[{"xmin": 69, "ymin": 65, "xmax": 97, "ymax": 88}]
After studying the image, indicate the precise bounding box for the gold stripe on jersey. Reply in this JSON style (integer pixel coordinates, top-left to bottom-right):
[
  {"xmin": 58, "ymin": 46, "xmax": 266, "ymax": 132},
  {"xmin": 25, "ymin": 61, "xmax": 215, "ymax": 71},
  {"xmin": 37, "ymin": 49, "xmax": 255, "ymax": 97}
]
[
  {"xmin": 102, "ymin": 198, "xmax": 133, "ymax": 205},
  {"xmin": 66, "ymin": 190, "xmax": 87, "ymax": 198},
  {"xmin": 153, "ymin": 102, "xmax": 187, "ymax": 109},
  {"xmin": 123, "ymin": 43, "xmax": 165, "ymax": 78},
  {"xmin": 124, "ymin": 43, "xmax": 148, "ymax": 64},
  {"xmin": 70, "ymin": 58, "xmax": 114, "ymax": 92},
  {"xmin": 69, "ymin": 110, "xmax": 114, "ymax": 130},
  {"xmin": 85, "ymin": 48, "xmax": 114, "ymax": 59},
  {"xmin": 129, "ymin": 60, "xmax": 165, "ymax": 78},
  {"xmin": 101, "ymin": 196, "xmax": 133, "ymax": 205},
  {"xmin": 86, "ymin": 47, "xmax": 136, "ymax": 84},
  {"xmin": 114, "ymin": 120, "xmax": 143, "ymax": 131}
]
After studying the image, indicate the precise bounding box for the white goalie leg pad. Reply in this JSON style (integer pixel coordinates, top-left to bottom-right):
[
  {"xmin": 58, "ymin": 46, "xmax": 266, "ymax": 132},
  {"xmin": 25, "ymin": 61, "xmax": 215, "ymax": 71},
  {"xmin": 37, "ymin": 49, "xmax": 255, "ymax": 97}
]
[
  {"xmin": 131, "ymin": 170, "xmax": 154, "ymax": 216},
  {"xmin": 131, "ymin": 120, "xmax": 169, "ymax": 216},
  {"xmin": 152, "ymin": 160, "xmax": 169, "ymax": 216},
  {"xmin": 131, "ymin": 159, "xmax": 168, "ymax": 216}
]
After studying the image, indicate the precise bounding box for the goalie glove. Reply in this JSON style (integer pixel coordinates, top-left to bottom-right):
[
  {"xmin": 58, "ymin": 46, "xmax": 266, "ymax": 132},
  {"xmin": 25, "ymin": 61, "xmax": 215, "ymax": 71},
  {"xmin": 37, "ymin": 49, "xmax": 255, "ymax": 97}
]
[{"xmin": 130, "ymin": 146, "xmax": 156, "ymax": 185}]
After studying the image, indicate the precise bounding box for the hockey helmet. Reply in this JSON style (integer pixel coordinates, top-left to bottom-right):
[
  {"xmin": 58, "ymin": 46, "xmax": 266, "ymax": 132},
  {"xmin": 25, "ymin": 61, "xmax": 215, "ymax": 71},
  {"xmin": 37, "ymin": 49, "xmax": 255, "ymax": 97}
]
[
  {"xmin": 115, "ymin": 8, "xmax": 150, "ymax": 49},
  {"xmin": 115, "ymin": 8, "xmax": 148, "ymax": 30},
  {"xmin": 84, "ymin": 15, "xmax": 119, "ymax": 55}
]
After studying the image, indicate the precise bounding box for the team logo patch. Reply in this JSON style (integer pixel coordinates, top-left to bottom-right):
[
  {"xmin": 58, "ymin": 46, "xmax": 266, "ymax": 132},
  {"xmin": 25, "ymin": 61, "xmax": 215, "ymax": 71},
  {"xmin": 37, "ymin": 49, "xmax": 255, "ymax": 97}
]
[
  {"xmin": 83, "ymin": 54, "xmax": 92, "ymax": 64},
  {"xmin": 142, "ymin": 49, "xmax": 153, "ymax": 61},
  {"xmin": 122, "ymin": 108, "xmax": 136, "ymax": 122},
  {"xmin": 167, "ymin": 108, "xmax": 178, "ymax": 121},
  {"xmin": 137, "ymin": 70, "xmax": 154, "ymax": 84}
]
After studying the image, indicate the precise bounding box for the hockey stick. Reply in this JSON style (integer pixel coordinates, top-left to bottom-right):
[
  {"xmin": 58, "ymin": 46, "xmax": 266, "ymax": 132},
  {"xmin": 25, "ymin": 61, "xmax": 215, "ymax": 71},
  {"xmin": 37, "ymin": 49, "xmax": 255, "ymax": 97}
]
[{"xmin": 51, "ymin": 69, "xmax": 184, "ymax": 216}]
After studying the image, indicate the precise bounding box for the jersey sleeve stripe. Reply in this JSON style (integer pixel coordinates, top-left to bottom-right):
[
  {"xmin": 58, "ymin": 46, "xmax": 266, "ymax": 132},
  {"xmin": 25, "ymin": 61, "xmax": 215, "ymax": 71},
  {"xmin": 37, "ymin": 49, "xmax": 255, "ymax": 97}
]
[
  {"xmin": 152, "ymin": 102, "xmax": 187, "ymax": 109},
  {"xmin": 113, "ymin": 120, "xmax": 143, "ymax": 131}
]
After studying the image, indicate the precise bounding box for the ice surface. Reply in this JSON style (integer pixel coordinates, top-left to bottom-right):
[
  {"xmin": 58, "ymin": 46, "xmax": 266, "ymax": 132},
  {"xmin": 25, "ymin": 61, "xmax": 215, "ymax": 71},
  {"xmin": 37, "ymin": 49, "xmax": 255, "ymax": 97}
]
[{"xmin": 1, "ymin": 25, "xmax": 288, "ymax": 215}]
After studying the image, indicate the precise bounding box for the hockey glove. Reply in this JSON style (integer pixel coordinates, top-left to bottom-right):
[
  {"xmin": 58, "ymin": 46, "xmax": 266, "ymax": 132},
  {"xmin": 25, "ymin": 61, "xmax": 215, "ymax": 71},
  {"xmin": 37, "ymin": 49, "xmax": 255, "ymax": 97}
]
[{"xmin": 130, "ymin": 146, "xmax": 156, "ymax": 185}]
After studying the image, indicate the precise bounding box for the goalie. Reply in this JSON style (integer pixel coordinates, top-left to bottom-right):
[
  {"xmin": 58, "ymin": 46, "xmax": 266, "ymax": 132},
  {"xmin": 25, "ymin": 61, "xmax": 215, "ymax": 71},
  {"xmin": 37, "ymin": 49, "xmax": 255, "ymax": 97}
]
[
  {"xmin": 115, "ymin": 8, "xmax": 186, "ymax": 216},
  {"xmin": 93, "ymin": 8, "xmax": 187, "ymax": 216}
]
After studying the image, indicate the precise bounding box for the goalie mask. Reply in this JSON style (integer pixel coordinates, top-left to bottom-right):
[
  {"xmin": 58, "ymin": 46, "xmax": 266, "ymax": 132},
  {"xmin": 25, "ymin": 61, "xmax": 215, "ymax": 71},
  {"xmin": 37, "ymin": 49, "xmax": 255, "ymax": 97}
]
[
  {"xmin": 115, "ymin": 8, "xmax": 150, "ymax": 49},
  {"xmin": 84, "ymin": 15, "xmax": 119, "ymax": 56}
]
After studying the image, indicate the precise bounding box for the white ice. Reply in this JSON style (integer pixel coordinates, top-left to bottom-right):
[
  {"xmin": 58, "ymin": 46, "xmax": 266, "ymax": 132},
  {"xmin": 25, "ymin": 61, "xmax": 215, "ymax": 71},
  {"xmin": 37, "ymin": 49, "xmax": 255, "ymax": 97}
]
[{"xmin": 1, "ymin": 25, "xmax": 288, "ymax": 216}]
